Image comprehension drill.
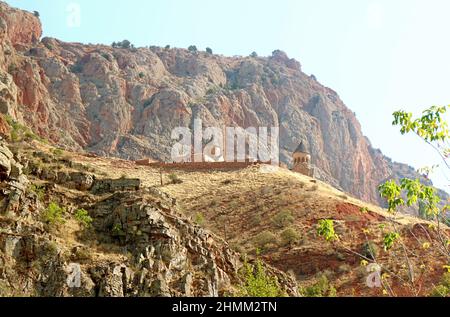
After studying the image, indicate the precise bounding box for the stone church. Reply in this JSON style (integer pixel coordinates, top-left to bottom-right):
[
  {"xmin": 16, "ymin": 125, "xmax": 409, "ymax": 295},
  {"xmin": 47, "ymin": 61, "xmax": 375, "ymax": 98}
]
[{"xmin": 292, "ymin": 141, "xmax": 315, "ymax": 178}]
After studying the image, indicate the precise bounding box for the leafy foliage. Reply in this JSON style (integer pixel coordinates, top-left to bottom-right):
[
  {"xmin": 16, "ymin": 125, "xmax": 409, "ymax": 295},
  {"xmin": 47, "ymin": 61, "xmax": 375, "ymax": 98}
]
[
  {"xmin": 74, "ymin": 209, "xmax": 93, "ymax": 228},
  {"xmin": 317, "ymin": 219, "xmax": 338, "ymax": 242},
  {"xmin": 42, "ymin": 202, "xmax": 66, "ymax": 225},
  {"xmin": 29, "ymin": 184, "xmax": 46, "ymax": 201},
  {"xmin": 383, "ymin": 232, "xmax": 400, "ymax": 251},
  {"xmin": 194, "ymin": 212, "xmax": 205, "ymax": 226},
  {"xmin": 3, "ymin": 115, "xmax": 42, "ymax": 143},
  {"xmin": 378, "ymin": 180, "xmax": 404, "ymax": 212},
  {"xmin": 379, "ymin": 178, "xmax": 440, "ymax": 217},
  {"xmin": 112, "ymin": 223, "xmax": 126, "ymax": 237},
  {"xmin": 239, "ymin": 258, "xmax": 282, "ymax": 297},
  {"xmin": 393, "ymin": 106, "xmax": 449, "ymax": 143}
]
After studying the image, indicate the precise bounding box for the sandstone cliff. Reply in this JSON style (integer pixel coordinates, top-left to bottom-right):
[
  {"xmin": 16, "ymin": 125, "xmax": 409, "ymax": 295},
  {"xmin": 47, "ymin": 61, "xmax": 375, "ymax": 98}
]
[{"xmin": 0, "ymin": 1, "xmax": 442, "ymax": 208}]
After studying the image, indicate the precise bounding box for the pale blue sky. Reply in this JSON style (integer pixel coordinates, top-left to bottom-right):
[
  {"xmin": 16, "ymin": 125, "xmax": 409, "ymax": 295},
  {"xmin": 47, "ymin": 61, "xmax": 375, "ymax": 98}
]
[{"xmin": 6, "ymin": 0, "xmax": 450, "ymax": 190}]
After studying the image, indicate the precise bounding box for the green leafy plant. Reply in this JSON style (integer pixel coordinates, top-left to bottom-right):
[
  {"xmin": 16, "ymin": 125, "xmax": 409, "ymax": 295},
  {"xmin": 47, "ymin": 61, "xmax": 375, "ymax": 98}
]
[
  {"xmin": 29, "ymin": 184, "xmax": 46, "ymax": 201},
  {"xmin": 42, "ymin": 202, "xmax": 66, "ymax": 226},
  {"xmin": 3, "ymin": 114, "xmax": 41, "ymax": 143},
  {"xmin": 383, "ymin": 232, "xmax": 400, "ymax": 251},
  {"xmin": 194, "ymin": 212, "xmax": 205, "ymax": 226},
  {"xmin": 393, "ymin": 106, "xmax": 449, "ymax": 143},
  {"xmin": 74, "ymin": 209, "xmax": 93, "ymax": 228},
  {"xmin": 378, "ymin": 180, "xmax": 404, "ymax": 213},
  {"xmin": 317, "ymin": 219, "xmax": 338, "ymax": 242},
  {"xmin": 239, "ymin": 257, "xmax": 282, "ymax": 297},
  {"xmin": 112, "ymin": 223, "xmax": 126, "ymax": 237}
]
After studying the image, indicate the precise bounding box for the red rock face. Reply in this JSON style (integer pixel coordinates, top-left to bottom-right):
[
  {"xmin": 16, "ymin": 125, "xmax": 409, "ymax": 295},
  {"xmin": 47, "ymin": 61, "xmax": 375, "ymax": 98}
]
[
  {"xmin": 0, "ymin": 2, "xmax": 442, "ymax": 208},
  {"xmin": 0, "ymin": 2, "xmax": 42, "ymax": 48}
]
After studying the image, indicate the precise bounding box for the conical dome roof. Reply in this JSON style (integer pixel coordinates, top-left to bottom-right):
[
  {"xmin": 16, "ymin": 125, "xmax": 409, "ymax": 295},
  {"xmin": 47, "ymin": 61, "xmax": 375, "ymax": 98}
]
[{"xmin": 295, "ymin": 141, "xmax": 309, "ymax": 154}]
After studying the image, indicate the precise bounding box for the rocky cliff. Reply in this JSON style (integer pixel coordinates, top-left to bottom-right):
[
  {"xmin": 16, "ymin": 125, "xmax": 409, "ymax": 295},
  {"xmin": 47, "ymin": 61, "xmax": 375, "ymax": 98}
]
[
  {"xmin": 0, "ymin": 139, "xmax": 298, "ymax": 296},
  {"xmin": 0, "ymin": 1, "xmax": 441, "ymax": 208}
]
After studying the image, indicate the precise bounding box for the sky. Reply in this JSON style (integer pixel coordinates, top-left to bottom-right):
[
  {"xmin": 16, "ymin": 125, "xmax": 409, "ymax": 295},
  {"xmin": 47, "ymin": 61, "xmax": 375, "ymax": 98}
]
[{"xmin": 5, "ymin": 0, "xmax": 450, "ymax": 190}]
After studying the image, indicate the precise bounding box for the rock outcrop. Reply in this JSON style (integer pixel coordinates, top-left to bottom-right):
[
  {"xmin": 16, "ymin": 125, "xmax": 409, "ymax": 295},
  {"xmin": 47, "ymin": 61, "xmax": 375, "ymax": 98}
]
[
  {"xmin": 0, "ymin": 1, "xmax": 444, "ymax": 208},
  {"xmin": 0, "ymin": 140, "xmax": 298, "ymax": 297}
]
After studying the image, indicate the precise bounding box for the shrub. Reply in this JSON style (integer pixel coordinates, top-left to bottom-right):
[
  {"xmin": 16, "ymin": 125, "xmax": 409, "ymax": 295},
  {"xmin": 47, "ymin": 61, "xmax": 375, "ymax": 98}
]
[
  {"xmin": 188, "ymin": 45, "xmax": 198, "ymax": 53},
  {"xmin": 194, "ymin": 212, "xmax": 205, "ymax": 226},
  {"xmin": 29, "ymin": 184, "xmax": 46, "ymax": 201},
  {"xmin": 53, "ymin": 148, "xmax": 64, "ymax": 157},
  {"xmin": 280, "ymin": 228, "xmax": 300, "ymax": 246},
  {"xmin": 165, "ymin": 45, "xmax": 171, "ymax": 50},
  {"xmin": 430, "ymin": 285, "xmax": 449, "ymax": 297},
  {"xmin": 42, "ymin": 202, "xmax": 66, "ymax": 225},
  {"xmin": 361, "ymin": 241, "xmax": 379, "ymax": 260},
  {"xmin": 239, "ymin": 258, "xmax": 282, "ymax": 297},
  {"xmin": 250, "ymin": 213, "xmax": 262, "ymax": 226},
  {"xmin": 4, "ymin": 115, "xmax": 39, "ymax": 143},
  {"xmin": 317, "ymin": 219, "xmax": 338, "ymax": 242},
  {"xmin": 33, "ymin": 11, "xmax": 40, "ymax": 17},
  {"xmin": 24, "ymin": 130, "xmax": 39, "ymax": 141},
  {"xmin": 101, "ymin": 53, "xmax": 112, "ymax": 61},
  {"xmin": 113, "ymin": 40, "xmax": 132, "ymax": 49},
  {"xmin": 10, "ymin": 130, "xmax": 19, "ymax": 143},
  {"xmin": 206, "ymin": 47, "xmax": 213, "ymax": 54},
  {"xmin": 300, "ymin": 274, "xmax": 337, "ymax": 297},
  {"xmin": 250, "ymin": 51, "xmax": 258, "ymax": 58},
  {"xmin": 272, "ymin": 210, "xmax": 294, "ymax": 229},
  {"xmin": 168, "ymin": 173, "xmax": 183, "ymax": 184},
  {"xmin": 71, "ymin": 64, "xmax": 83, "ymax": 73},
  {"xmin": 138, "ymin": 72, "xmax": 145, "ymax": 79},
  {"xmin": 112, "ymin": 223, "xmax": 126, "ymax": 237},
  {"xmin": 338, "ymin": 264, "xmax": 351, "ymax": 274},
  {"xmin": 430, "ymin": 272, "xmax": 450, "ymax": 297},
  {"xmin": 206, "ymin": 86, "xmax": 219, "ymax": 95},
  {"xmin": 253, "ymin": 231, "xmax": 277, "ymax": 250},
  {"xmin": 383, "ymin": 232, "xmax": 400, "ymax": 251},
  {"xmin": 74, "ymin": 209, "xmax": 93, "ymax": 228},
  {"xmin": 8, "ymin": 64, "xmax": 17, "ymax": 74}
]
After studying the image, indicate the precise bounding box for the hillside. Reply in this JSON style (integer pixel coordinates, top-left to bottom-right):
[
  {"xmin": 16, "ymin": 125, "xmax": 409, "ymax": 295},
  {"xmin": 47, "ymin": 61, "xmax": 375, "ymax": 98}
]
[
  {"xmin": 0, "ymin": 1, "xmax": 444, "ymax": 210},
  {"xmin": 0, "ymin": 139, "xmax": 448, "ymax": 296}
]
